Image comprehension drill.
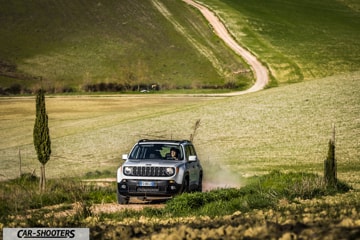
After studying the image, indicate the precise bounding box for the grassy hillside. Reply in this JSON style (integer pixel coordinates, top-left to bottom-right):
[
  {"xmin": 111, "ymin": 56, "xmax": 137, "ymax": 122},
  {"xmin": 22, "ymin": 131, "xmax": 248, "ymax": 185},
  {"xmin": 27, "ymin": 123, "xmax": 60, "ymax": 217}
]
[
  {"xmin": 1, "ymin": 71, "xmax": 359, "ymax": 189},
  {"xmin": 2, "ymin": 0, "xmax": 359, "ymax": 93},
  {"xmin": 0, "ymin": 0, "xmax": 250, "ymax": 93},
  {"xmin": 199, "ymin": 0, "xmax": 360, "ymax": 83}
]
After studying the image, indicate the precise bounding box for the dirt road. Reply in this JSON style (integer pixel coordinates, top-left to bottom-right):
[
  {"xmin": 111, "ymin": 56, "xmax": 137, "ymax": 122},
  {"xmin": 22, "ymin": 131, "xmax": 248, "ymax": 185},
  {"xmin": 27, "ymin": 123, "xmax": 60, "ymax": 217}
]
[
  {"xmin": 182, "ymin": 0, "xmax": 269, "ymax": 96},
  {"xmin": 84, "ymin": 178, "xmax": 240, "ymax": 213}
]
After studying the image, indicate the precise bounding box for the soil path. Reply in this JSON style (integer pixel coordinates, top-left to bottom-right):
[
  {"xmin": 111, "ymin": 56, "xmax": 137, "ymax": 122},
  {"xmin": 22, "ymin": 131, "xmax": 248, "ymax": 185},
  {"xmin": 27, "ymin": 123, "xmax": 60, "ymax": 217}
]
[
  {"xmin": 84, "ymin": 178, "xmax": 239, "ymax": 212},
  {"xmin": 182, "ymin": 0, "xmax": 269, "ymax": 96}
]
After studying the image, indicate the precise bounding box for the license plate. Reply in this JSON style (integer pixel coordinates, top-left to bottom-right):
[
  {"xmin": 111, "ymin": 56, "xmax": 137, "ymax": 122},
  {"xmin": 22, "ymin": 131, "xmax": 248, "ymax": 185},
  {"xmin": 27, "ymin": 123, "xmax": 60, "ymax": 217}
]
[{"xmin": 139, "ymin": 181, "xmax": 156, "ymax": 187}]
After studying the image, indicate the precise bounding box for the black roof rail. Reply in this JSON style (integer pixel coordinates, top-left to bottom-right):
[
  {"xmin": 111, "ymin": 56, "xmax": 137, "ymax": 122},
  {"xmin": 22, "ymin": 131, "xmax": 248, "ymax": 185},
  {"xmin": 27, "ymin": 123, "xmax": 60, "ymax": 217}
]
[{"xmin": 137, "ymin": 139, "xmax": 192, "ymax": 144}]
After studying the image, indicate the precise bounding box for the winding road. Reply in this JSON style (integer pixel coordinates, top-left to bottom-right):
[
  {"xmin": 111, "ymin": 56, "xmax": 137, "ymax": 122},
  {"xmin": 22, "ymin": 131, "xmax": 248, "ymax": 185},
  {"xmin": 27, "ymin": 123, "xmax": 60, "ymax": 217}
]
[{"xmin": 182, "ymin": 0, "xmax": 269, "ymax": 96}]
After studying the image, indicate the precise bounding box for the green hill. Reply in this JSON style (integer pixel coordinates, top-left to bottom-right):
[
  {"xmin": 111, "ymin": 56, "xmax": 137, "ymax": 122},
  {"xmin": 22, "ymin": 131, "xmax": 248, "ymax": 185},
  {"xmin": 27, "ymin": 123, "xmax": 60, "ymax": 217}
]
[
  {"xmin": 200, "ymin": 0, "xmax": 360, "ymax": 83},
  {"xmin": 0, "ymin": 0, "xmax": 250, "ymax": 93},
  {"xmin": 0, "ymin": 0, "xmax": 359, "ymax": 93}
]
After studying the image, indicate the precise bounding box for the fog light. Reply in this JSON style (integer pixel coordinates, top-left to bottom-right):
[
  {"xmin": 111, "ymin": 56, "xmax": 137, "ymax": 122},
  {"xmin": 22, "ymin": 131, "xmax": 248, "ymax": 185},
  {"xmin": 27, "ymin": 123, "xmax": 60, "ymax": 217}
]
[
  {"xmin": 121, "ymin": 184, "xmax": 127, "ymax": 189},
  {"xmin": 170, "ymin": 186, "xmax": 177, "ymax": 190}
]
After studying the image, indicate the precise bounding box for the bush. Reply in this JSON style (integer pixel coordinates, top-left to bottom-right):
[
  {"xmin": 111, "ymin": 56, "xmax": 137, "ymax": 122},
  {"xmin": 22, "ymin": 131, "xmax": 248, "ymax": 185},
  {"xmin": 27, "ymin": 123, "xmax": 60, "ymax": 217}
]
[{"xmin": 163, "ymin": 171, "xmax": 351, "ymax": 217}]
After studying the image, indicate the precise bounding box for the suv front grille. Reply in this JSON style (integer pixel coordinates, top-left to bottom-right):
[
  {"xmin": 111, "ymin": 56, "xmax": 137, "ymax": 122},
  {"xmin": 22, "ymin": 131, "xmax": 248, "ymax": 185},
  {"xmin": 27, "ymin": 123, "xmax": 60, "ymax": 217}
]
[{"xmin": 124, "ymin": 166, "xmax": 174, "ymax": 177}]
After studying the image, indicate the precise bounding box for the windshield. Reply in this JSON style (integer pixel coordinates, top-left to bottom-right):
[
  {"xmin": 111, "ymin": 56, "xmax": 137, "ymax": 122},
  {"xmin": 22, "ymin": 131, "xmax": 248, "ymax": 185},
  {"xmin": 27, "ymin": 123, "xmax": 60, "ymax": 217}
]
[{"xmin": 129, "ymin": 144, "xmax": 183, "ymax": 160}]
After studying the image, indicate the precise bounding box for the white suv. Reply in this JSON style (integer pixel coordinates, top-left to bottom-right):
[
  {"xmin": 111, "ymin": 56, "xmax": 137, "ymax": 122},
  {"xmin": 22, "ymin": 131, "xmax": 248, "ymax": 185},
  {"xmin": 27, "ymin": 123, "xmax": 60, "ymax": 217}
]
[{"xmin": 117, "ymin": 139, "xmax": 203, "ymax": 204}]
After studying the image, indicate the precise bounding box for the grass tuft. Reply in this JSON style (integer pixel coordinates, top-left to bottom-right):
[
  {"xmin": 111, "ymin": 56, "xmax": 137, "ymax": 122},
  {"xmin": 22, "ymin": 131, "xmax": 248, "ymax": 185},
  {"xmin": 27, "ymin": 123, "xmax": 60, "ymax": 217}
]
[{"xmin": 0, "ymin": 176, "xmax": 115, "ymax": 226}]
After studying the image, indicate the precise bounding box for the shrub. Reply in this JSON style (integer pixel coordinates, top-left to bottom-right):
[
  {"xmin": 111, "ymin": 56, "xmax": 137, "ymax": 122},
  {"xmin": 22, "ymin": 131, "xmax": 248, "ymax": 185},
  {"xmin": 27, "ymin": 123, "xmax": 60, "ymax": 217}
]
[{"xmin": 163, "ymin": 171, "xmax": 351, "ymax": 217}]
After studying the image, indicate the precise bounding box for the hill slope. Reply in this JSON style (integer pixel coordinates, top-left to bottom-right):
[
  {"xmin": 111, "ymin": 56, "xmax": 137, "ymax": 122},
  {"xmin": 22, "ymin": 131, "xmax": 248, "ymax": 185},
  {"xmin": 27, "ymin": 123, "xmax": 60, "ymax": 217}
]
[
  {"xmin": 199, "ymin": 0, "xmax": 360, "ymax": 83},
  {"xmin": 0, "ymin": 0, "xmax": 250, "ymax": 93},
  {"xmin": 1, "ymin": 0, "xmax": 359, "ymax": 93}
]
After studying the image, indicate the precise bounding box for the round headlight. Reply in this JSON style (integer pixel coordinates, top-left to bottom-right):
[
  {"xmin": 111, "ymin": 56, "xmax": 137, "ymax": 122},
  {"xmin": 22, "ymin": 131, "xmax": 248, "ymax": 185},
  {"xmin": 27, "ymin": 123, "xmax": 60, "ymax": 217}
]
[
  {"xmin": 165, "ymin": 167, "xmax": 174, "ymax": 176},
  {"xmin": 124, "ymin": 166, "xmax": 133, "ymax": 175}
]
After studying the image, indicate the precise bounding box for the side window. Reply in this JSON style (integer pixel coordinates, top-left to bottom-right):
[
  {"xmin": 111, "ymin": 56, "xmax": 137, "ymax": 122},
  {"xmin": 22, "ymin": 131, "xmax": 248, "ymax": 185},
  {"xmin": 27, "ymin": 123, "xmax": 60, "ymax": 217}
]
[
  {"xmin": 185, "ymin": 145, "xmax": 197, "ymax": 161},
  {"xmin": 189, "ymin": 145, "xmax": 196, "ymax": 156},
  {"xmin": 185, "ymin": 145, "xmax": 191, "ymax": 160},
  {"xmin": 129, "ymin": 145, "xmax": 140, "ymax": 159}
]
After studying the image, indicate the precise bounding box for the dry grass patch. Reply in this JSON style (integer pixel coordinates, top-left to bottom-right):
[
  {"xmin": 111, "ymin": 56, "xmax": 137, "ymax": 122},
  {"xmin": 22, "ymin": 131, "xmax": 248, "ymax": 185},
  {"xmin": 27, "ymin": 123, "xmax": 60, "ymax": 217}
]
[{"xmin": 0, "ymin": 95, "xmax": 214, "ymax": 180}]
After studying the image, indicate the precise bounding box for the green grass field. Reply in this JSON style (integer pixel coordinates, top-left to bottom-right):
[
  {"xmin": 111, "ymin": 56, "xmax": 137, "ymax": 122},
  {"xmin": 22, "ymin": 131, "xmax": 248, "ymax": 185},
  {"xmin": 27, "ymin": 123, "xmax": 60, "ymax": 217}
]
[
  {"xmin": 1, "ymin": 71, "xmax": 359, "ymax": 237},
  {"xmin": 1, "ymin": 0, "xmax": 359, "ymax": 92},
  {"xmin": 0, "ymin": 0, "xmax": 358, "ymax": 190},
  {"xmin": 1, "ymin": 71, "xmax": 359, "ymax": 189},
  {"xmin": 0, "ymin": 1, "xmax": 359, "ymax": 236}
]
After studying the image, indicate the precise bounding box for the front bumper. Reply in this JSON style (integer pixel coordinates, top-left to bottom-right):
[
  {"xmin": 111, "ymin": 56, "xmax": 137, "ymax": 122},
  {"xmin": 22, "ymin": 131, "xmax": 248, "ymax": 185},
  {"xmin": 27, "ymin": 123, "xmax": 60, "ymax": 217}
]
[{"xmin": 117, "ymin": 179, "xmax": 182, "ymax": 197}]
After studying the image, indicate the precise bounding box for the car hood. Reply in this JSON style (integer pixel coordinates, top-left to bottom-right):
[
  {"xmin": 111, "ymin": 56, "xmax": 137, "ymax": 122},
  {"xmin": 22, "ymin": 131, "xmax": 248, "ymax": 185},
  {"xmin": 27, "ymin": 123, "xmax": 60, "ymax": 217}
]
[{"xmin": 123, "ymin": 159, "xmax": 184, "ymax": 168}]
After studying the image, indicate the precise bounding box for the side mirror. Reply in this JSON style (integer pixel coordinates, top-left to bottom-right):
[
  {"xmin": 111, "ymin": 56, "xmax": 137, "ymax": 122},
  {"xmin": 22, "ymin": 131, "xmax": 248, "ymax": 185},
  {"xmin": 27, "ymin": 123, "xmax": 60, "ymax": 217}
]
[
  {"xmin": 122, "ymin": 154, "xmax": 128, "ymax": 160},
  {"xmin": 188, "ymin": 155, "xmax": 197, "ymax": 162}
]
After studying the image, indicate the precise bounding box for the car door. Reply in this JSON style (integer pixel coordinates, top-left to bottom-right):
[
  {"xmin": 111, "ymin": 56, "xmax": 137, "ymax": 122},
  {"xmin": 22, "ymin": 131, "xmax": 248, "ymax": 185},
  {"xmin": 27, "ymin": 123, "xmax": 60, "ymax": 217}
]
[{"xmin": 185, "ymin": 145, "xmax": 200, "ymax": 190}]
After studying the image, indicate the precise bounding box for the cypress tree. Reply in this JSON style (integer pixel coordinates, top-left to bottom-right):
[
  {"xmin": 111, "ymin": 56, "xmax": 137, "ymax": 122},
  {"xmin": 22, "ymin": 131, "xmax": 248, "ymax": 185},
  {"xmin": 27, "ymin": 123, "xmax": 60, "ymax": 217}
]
[
  {"xmin": 324, "ymin": 124, "xmax": 337, "ymax": 187},
  {"xmin": 33, "ymin": 89, "xmax": 51, "ymax": 191}
]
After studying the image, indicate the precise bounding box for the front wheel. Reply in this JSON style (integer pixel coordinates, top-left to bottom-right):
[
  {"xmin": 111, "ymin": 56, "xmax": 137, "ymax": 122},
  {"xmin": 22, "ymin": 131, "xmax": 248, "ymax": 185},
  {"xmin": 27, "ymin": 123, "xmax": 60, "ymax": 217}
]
[
  {"xmin": 117, "ymin": 192, "xmax": 129, "ymax": 204},
  {"xmin": 181, "ymin": 176, "xmax": 189, "ymax": 193}
]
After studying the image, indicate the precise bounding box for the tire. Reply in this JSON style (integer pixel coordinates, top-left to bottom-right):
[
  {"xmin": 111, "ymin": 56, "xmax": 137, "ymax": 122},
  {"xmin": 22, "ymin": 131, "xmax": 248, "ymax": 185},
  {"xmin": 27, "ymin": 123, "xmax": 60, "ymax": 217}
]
[
  {"xmin": 181, "ymin": 176, "xmax": 189, "ymax": 193},
  {"xmin": 117, "ymin": 192, "xmax": 129, "ymax": 204},
  {"xmin": 197, "ymin": 175, "xmax": 203, "ymax": 192}
]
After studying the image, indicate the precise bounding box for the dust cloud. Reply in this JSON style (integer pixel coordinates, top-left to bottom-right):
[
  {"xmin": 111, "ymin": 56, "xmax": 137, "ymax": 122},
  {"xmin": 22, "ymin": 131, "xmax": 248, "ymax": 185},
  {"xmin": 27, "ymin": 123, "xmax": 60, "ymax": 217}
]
[{"xmin": 202, "ymin": 164, "xmax": 244, "ymax": 192}]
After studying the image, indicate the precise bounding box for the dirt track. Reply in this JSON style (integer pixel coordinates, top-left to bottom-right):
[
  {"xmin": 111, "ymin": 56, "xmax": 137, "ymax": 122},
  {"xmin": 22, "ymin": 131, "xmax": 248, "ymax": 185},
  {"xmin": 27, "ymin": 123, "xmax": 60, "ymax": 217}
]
[
  {"xmin": 182, "ymin": 0, "xmax": 269, "ymax": 96},
  {"xmin": 84, "ymin": 178, "xmax": 239, "ymax": 213}
]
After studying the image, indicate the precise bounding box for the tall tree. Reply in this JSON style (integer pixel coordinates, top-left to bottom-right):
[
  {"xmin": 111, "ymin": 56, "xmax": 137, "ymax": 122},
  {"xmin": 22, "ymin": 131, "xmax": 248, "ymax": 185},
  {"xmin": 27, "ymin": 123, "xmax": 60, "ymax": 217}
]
[
  {"xmin": 324, "ymin": 124, "xmax": 337, "ymax": 187},
  {"xmin": 33, "ymin": 89, "xmax": 51, "ymax": 191}
]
